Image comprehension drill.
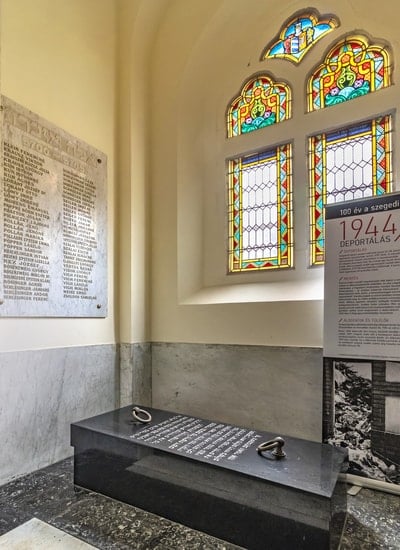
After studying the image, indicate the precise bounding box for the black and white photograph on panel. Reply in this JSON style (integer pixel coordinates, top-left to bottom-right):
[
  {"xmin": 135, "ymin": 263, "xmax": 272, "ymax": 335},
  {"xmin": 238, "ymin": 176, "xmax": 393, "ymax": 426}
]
[{"xmin": 323, "ymin": 358, "xmax": 400, "ymax": 485}]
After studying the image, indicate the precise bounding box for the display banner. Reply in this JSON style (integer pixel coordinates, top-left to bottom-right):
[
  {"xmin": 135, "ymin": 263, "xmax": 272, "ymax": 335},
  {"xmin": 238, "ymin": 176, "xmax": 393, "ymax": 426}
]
[{"xmin": 323, "ymin": 193, "xmax": 400, "ymax": 487}]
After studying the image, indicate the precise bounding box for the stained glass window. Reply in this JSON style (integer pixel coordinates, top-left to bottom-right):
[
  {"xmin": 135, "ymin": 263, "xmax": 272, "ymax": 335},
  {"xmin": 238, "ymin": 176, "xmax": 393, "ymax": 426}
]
[
  {"xmin": 309, "ymin": 115, "xmax": 392, "ymax": 265},
  {"xmin": 308, "ymin": 36, "xmax": 391, "ymax": 111},
  {"xmin": 227, "ymin": 75, "xmax": 291, "ymax": 138},
  {"xmin": 228, "ymin": 144, "xmax": 293, "ymax": 272},
  {"xmin": 262, "ymin": 10, "xmax": 339, "ymax": 64}
]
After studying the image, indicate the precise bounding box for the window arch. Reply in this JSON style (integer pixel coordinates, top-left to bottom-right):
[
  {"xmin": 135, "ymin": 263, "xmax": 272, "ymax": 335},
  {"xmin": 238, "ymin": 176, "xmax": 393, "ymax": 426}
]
[
  {"xmin": 226, "ymin": 74, "xmax": 293, "ymax": 273},
  {"xmin": 227, "ymin": 74, "xmax": 291, "ymax": 138},
  {"xmin": 307, "ymin": 35, "xmax": 393, "ymax": 264},
  {"xmin": 225, "ymin": 15, "xmax": 394, "ymax": 274},
  {"xmin": 308, "ymin": 35, "xmax": 392, "ymax": 111}
]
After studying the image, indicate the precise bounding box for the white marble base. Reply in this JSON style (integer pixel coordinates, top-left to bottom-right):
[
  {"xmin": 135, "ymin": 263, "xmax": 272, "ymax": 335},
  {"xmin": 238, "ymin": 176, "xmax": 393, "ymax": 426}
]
[{"xmin": 0, "ymin": 518, "xmax": 96, "ymax": 549}]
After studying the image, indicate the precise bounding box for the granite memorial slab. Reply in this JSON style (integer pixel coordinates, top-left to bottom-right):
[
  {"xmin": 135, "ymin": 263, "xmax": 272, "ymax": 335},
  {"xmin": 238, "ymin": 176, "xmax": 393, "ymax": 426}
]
[{"xmin": 71, "ymin": 405, "xmax": 348, "ymax": 549}]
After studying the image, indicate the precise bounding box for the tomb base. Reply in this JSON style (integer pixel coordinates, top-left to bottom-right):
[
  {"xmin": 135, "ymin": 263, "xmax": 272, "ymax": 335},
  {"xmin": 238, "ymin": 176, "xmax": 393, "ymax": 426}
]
[{"xmin": 71, "ymin": 405, "xmax": 347, "ymax": 549}]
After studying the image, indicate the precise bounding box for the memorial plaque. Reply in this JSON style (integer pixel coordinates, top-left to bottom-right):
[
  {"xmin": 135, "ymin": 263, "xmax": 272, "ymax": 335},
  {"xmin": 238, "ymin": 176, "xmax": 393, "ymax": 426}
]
[
  {"xmin": 73, "ymin": 406, "xmax": 346, "ymax": 495},
  {"xmin": 0, "ymin": 96, "xmax": 107, "ymax": 317},
  {"xmin": 131, "ymin": 414, "xmax": 263, "ymax": 465},
  {"xmin": 127, "ymin": 412, "xmax": 345, "ymax": 493},
  {"xmin": 71, "ymin": 405, "xmax": 348, "ymax": 550}
]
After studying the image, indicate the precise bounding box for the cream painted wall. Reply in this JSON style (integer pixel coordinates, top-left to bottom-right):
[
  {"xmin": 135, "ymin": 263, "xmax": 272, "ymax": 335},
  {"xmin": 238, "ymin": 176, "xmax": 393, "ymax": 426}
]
[
  {"xmin": 150, "ymin": 0, "xmax": 400, "ymax": 347},
  {"xmin": 1, "ymin": 0, "xmax": 400, "ymax": 352},
  {"xmin": 0, "ymin": 0, "xmax": 117, "ymax": 352},
  {"xmin": 117, "ymin": 0, "xmax": 168, "ymax": 344}
]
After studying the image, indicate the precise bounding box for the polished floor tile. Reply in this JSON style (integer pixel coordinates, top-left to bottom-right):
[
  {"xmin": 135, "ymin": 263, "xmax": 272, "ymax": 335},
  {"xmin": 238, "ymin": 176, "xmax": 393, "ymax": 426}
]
[
  {"xmin": 0, "ymin": 518, "xmax": 96, "ymax": 549},
  {"xmin": 0, "ymin": 457, "xmax": 399, "ymax": 549}
]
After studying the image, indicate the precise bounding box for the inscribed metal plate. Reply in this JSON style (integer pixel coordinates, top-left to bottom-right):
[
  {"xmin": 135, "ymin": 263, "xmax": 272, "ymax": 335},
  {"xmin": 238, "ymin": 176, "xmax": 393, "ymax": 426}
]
[{"xmin": 0, "ymin": 96, "xmax": 107, "ymax": 317}]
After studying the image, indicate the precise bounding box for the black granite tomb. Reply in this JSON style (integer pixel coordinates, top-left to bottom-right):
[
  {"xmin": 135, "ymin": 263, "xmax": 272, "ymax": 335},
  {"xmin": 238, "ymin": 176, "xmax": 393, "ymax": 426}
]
[{"xmin": 71, "ymin": 405, "xmax": 348, "ymax": 549}]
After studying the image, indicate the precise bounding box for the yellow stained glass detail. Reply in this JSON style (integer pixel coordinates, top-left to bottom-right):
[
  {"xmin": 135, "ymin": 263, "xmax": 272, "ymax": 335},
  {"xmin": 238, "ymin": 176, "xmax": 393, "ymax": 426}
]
[
  {"xmin": 307, "ymin": 36, "xmax": 391, "ymax": 111},
  {"xmin": 227, "ymin": 74, "xmax": 291, "ymax": 138}
]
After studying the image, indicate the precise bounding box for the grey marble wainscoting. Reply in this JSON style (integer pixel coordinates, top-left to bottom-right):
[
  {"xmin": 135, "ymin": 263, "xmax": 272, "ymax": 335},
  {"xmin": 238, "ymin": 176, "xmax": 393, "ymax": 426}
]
[
  {"xmin": 119, "ymin": 342, "xmax": 152, "ymax": 407},
  {"xmin": 152, "ymin": 343, "xmax": 323, "ymax": 442},
  {"xmin": 0, "ymin": 344, "xmax": 118, "ymax": 485}
]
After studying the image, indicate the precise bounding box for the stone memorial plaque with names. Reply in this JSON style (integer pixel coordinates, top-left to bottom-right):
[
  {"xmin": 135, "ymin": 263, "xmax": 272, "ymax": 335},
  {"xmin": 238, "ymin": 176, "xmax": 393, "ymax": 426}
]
[{"xmin": 0, "ymin": 96, "xmax": 107, "ymax": 317}]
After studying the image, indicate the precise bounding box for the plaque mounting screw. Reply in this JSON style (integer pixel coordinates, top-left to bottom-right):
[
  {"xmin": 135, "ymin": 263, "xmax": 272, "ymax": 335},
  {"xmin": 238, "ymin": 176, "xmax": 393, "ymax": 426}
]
[
  {"xmin": 97, "ymin": 304, "xmax": 101, "ymax": 309},
  {"xmin": 97, "ymin": 158, "xmax": 102, "ymax": 164},
  {"xmin": 0, "ymin": 300, "xmax": 3, "ymax": 305}
]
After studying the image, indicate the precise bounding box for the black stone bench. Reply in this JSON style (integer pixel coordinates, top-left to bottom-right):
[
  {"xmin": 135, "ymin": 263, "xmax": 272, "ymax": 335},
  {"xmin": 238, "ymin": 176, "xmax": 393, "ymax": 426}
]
[{"xmin": 71, "ymin": 405, "xmax": 348, "ymax": 549}]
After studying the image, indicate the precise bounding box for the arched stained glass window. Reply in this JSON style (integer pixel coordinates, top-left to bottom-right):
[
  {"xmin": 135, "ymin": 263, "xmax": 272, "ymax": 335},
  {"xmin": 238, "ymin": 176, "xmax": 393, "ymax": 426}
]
[
  {"xmin": 225, "ymin": 13, "xmax": 394, "ymax": 274},
  {"xmin": 262, "ymin": 10, "xmax": 339, "ymax": 64},
  {"xmin": 228, "ymin": 143, "xmax": 293, "ymax": 272},
  {"xmin": 308, "ymin": 36, "xmax": 391, "ymax": 112},
  {"xmin": 309, "ymin": 115, "xmax": 392, "ymax": 265},
  {"xmin": 227, "ymin": 74, "xmax": 291, "ymax": 138}
]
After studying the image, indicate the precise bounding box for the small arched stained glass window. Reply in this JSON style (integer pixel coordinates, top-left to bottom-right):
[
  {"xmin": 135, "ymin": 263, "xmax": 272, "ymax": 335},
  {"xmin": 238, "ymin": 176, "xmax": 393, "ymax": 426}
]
[
  {"xmin": 262, "ymin": 10, "xmax": 339, "ymax": 64},
  {"xmin": 308, "ymin": 36, "xmax": 391, "ymax": 112},
  {"xmin": 227, "ymin": 74, "xmax": 291, "ymax": 138}
]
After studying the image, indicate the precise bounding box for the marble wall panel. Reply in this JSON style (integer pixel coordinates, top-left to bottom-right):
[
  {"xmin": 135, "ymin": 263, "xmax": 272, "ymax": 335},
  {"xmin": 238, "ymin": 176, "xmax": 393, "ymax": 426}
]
[
  {"xmin": 0, "ymin": 344, "xmax": 118, "ymax": 485},
  {"xmin": 152, "ymin": 343, "xmax": 323, "ymax": 442},
  {"xmin": 0, "ymin": 96, "xmax": 108, "ymax": 318},
  {"xmin": 119, "ymin": 343, "xmax": 152, "ymax": 407}
]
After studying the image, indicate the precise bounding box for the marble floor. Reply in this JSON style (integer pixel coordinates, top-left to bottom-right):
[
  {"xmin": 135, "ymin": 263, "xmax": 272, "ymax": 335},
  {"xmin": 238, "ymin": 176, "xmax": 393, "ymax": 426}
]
[
  {"xmin": 0, "ymin": 457, "xmax": 399, "ymax": 549},
  {"xmin": 0, "ymin": 518, "xmax": 97, "ymax": 549}
]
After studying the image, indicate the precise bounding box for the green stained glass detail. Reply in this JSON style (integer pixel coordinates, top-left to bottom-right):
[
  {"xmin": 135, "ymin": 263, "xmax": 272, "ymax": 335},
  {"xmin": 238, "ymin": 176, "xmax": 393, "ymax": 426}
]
[
  {"xmin": 227, "ymin": 74, "xmax": 291, "ymax": 138},
  {"xmin": 228, "ymin": 144, "xmax": 293, "ymax": 272},
  {"xmin": 309, "ymin": 115, "xmax": 392, "ymax": 265},
  {"xmin": 262, "ymin": 9, "xmax": 339, "ymax": 64},
  {"xmin": 308, "ymin": 36, "xmax": 391, "ymax": 111}
]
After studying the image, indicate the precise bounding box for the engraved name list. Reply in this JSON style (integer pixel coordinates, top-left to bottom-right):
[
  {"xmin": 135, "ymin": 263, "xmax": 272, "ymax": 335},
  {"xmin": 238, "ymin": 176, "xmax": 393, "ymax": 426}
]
[{"xmin": 0, "ymin": 96, "xmax": 107, "ymax": 317}]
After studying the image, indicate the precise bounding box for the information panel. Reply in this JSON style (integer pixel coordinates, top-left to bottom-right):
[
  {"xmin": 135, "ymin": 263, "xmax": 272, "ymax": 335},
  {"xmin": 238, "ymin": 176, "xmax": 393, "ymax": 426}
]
[
  {"xmin": 324, "ymin": 193, "xmax": 400, "ymax": 361},
  {"xmin": 0, "ymin": 96, "xmax": 107, "ymax": 317}
]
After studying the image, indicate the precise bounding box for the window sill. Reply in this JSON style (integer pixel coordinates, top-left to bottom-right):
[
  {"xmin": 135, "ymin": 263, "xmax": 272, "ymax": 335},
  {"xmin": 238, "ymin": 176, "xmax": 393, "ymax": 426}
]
[{"xmin": 179, "ymin": 279, "xmax": 324, "ymax": 305}]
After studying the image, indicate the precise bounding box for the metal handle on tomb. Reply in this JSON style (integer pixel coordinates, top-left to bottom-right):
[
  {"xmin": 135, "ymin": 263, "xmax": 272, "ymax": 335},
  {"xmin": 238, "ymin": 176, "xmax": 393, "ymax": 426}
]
[
  {"xmin": 257, "ymin": 436, "xmax": 286, "ymax": 459},
  {"xmin": 132, "ymin": 406, "xmax": 152, "ymax": 424}
]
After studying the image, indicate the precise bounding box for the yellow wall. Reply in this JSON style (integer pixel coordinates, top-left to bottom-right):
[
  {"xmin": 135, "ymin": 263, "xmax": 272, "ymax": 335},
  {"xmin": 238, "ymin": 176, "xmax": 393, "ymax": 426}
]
[
  {"xmin": 1, "ymin": 0, "xmax": 400, "ymax": 352},
  {"xmin": 149, "ymin": 0, "xmax": 400, "ymax": 346},
  {"xmin": 116, "ymin": 0, "xmax": 168, "ymax": 344},
  {"xmin": 0, "ymin": 0, "xmax": 117, "ymax": 351}
]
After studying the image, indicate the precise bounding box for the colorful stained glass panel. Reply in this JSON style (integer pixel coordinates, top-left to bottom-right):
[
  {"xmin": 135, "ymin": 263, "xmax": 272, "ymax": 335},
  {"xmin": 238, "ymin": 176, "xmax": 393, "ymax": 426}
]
[
  {"xmin": 227, "ymin": 75, "xmax": 291, "ymax": 138},
  {"xmin": 308, "ymin": 36, "xmax": 391, "ymax": 111},
  {"xmin": 228, "ymin": 144, "xmax": 293, "ymax": 272},
  {"xmin": 262, "ymin": 10, "xmax": 339, "ymax": 64},
  {"xmin": 309, "ymin": 115, "xmax": 392, "ymax": 265}
]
